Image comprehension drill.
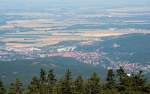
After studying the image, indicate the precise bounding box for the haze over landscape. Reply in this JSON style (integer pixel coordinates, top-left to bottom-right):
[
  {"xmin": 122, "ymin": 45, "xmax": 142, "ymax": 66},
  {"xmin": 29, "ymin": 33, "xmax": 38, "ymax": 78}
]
[
  {"xmin": 0, "ymin": 0, "xmax": 150, "ymax": 89},
  {"xmin": 0, "ymin": 0, "xmax": 150, "ymax": 10}
]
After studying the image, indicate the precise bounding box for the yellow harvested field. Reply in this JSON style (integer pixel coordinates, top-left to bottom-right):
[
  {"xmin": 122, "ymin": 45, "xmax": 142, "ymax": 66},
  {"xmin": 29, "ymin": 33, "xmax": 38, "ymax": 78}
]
[
  {"xmin": 3, "ymin": 28, "xmax": 150, "ymax": 48},
  {"xmin": 5, "ymin": 43, "xmax": 33, "ymax": 48}
]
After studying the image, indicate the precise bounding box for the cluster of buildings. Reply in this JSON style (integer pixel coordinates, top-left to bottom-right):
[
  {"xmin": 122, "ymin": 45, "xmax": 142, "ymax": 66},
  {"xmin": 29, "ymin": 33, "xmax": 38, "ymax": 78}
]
[
  {"xmin": 47, "ymin": 51, "xmax": 101, "ymax": 65},
  {"xmin": 0, "ymin": 46, "xmax": 149, "ymax": 73}
]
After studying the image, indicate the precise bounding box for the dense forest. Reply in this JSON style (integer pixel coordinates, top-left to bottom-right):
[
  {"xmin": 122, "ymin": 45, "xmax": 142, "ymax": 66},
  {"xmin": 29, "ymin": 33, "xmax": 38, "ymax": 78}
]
[{"xmin": 0, "ymin": 67, "xmax": 150, "ymax": 94}]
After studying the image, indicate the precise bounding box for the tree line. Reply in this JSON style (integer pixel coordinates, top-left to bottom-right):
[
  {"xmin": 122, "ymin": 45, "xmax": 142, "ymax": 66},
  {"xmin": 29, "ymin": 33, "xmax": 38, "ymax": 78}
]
[{"xmin": 0, "ymin": 67, "xmax": 150, "ymax": 94}]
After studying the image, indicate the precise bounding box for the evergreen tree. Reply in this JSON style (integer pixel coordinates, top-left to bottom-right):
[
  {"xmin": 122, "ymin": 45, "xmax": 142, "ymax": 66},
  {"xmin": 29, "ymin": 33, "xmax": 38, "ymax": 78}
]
[
  {"xmin": 53, "ymin": 77, "xmax": 64, "ymax": 94},
  {"xmin": 1, "ymin": 68, "xmax": 150, "ymax": 94},
  {"xmin": 116, "ymin": 67, "xmax": 127, "ymax": 91},
  {"xmin": 47, "ymin": 69, "xmax": 56, "ymax": 85},
  {"xmin": 27, "ymin": 76, "xmax": 40, "ymax": 94},
  {"xmin": 130, "ymin": 71, "xmax": 147, "ymax": 93},
  {"xmin": 116, "ymin": 67, "xmax": 148, "ymax": 94},
  {"xmin": 40, "ymin": 68, "xmax": 46, "ymax": 83},
  {"xmin": 59, "ymin": 69, "xmax": 73, "ymax": 94},
  {"xmin": 47, "ymin": 69, "xmax": 56, "ymax": 94},
  {"xmin": 39, "ymin": 68, "xmax": 47, "ymax": 94},
  {"xmin": 8, "ymin": 79, "xmax": 23, "ymax": 94},
  {"xmin": 0, "ymin": 79, "xmax": 6, "ymax": 94},
  {"xmin": 85, "ymin": 72, "xmax": 101, "ymax": 94},
  {"xmin": 106, "ymin": 69, "xmax": 115, "ymax": 89},
  {"xmin": 103, "ymin": 69, "xmax": 119, "ymax": 94},
  {"xmin": 74, "ymin": 75, "xmax": 84, "ymax": 94}
]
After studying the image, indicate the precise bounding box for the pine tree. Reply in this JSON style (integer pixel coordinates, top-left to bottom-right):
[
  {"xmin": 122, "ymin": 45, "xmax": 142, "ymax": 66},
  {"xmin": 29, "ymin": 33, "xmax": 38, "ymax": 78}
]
[
  {"xmin": 40, "ymin": 68, "xmax": 46, "ymax": 83},
  {"xmin": 47, "ymin": 69, "xmax": 56, "ymax": 94},
  {"xmin": 1, "ymin": 68, "xmax": 150, "ymax": 94},
  {"xmin": 39, "ymin": 68, "xmax": 47, "ymax": 94},
  {"xmin": 116, "ymin": 67, "xmax": 127, "ymax": 91},
  {"xmin": 131, "ymin": 71, "xmax": 147, "ymax": 93},
  {"xmin": 0, "ymin": 79, "xmax": 6, "ymax": 94},
  {"xmin": 103, "ymin": 69, "xmax": 119, "ymax": 94},
  {"xmin": 8, "ymin": 79, "xmax": 23, "ymax": 94},
  {"xmin": 47, "ymin": 69, "xmax": 56, "ymax": 85},
  {"xmin": 59, "ymin": 69, "xmax": 73, "ymax": 94},
  {"xmin": 74, "ymin": 75, "xmax": 84, "ymax": 94},
  {"xmin": 27, "ymin": 76, "xmax": 40, "ymax": 94},
  {"xmin": 106, "ymin": 69, "xmax": 115, "ymax": 89},
  {"xmin": 54, "ymin": 77, "xmax": 64, "ymax": 94},
  {"xmin": 85, "ymin": 72, "xmax": 101, "ymax": 94}
]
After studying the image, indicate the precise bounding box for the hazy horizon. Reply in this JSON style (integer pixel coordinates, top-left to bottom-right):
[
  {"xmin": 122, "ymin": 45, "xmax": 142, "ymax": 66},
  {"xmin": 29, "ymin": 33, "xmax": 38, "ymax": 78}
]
[{"xmin": 0, "ymin": 0, "xmax": 150, "ymax": 10}]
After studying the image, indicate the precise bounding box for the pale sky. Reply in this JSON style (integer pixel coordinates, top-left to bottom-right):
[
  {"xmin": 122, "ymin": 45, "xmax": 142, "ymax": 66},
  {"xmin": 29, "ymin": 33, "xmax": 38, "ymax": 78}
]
[{"xmin": 0, "ymin": 0, "xmax": 149, "ymax": 9}]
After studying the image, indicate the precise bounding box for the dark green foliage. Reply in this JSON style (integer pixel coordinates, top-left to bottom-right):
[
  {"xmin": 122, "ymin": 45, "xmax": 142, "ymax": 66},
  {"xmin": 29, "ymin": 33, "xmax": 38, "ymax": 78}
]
[
  {"xmin": 47, "ymin": 69, "xmax": 56, "ymax": 94},
  {"xmin": 116, "ymin": 67, "xmax": 127, "ymax": 91},
  {"xmin": 74, "ymin": 75, "xmax": 84, "ymax": 94},
  {"xmin": 47, "ymin": 69, "xmax": 56, "ymax": 85},
  {"xmin": 8, "ymin": 79, "xmax": 23, "ymax": 94},
  {"xmin": 39, "ymin": 68, "xmax": 47, "ymax": 94},
  {"xmin": 85, "ymin": 72, "xmax": 101, "ymax": 94},
  {"xmin": 27, "ymin": 76, "xmax": 40, "ymax": 94},
  {"xmin": 0, "ymin": 79, "xmax": 6, "ymax": 94},
  {"xmin": 106, "ymin": 69, "xmax": 115, "ymax": 89},
  {"xmin": 128, "ymin": 71, "xmax": 148, "ymax": 94},
  {"xmin": 40, "ymin": 68, "xmax": 46, "ymax": 83},
  {"xmin": 2, "ymin": 67, "xmax": 150, "ymax": 94},
  {"xmin": 116, "ymin": 67, "xmax": 149, "ymax": 94},
  {"xmin": 59, "ymin": 69, "xmax": 73, "ymax": 94},
  {"xmin": 103, "ymin": 88, "xmax": 120, "ymax": 94}
]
